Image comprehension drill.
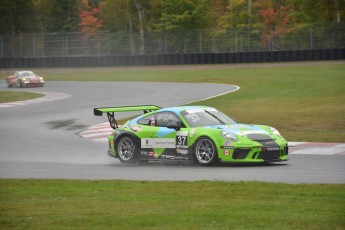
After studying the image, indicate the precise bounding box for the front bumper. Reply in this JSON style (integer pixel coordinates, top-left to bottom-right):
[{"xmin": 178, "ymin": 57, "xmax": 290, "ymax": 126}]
[
  {"xmin": 220, "ymin": 144, "xmax": 289, "ymax": 163},
  {"xmin": 22, "ymin": 82, "xmax": 44, "ymax": 87}
]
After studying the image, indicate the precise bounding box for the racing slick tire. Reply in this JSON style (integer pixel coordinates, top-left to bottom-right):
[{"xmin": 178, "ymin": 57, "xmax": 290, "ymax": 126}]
[
  {"xmin": 194, "ymin": 137, "xmax": 218, "ymax": 166},
  {"xmin": 115, "ymin": 135, "xmax": 139, "ymax": 164},
  {"xmin": 17, "ymin": 80, "xmax": 24, "ymax": 88}
]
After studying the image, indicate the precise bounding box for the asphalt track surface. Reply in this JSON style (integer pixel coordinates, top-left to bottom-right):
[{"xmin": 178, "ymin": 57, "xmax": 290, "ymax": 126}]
[{"xmin": 0, "ymin": 81, "xmax": 344, "ymax": 184}]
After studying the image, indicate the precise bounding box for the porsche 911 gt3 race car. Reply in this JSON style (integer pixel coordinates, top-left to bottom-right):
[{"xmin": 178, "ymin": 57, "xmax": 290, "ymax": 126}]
[
  {"xmin": 94, "ymin": 105, "xmax": 288, "ymax": 166},
  {"xmin": 6, "ymin": 71, "xmax": 45, "ymax": 88}
]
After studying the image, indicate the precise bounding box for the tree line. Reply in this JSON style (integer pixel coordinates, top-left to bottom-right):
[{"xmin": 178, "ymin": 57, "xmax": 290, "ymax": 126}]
[{"xmin": 0, "ymin": 0, "xmax": 344, "ymax": 54}]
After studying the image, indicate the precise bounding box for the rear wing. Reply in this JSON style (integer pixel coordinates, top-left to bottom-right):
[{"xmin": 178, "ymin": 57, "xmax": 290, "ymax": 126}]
[{"xmin": 93, "ymin": 105, "xmax": 162, "ymax": 129}]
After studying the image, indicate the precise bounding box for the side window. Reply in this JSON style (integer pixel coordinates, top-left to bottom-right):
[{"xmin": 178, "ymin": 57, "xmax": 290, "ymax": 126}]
[
  {"xmin": 156, "ymin": 112, "xmax": 182, "ymax": 127},
  {"xmin": 138, "ymin": 114, "xmax": 155, "ymax": 125}
]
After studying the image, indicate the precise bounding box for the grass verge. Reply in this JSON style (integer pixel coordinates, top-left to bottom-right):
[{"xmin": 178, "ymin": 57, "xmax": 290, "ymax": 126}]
[
  {"xmin": 0, "ymin": 91, "xmax": 44, "ymax": 103},
  {"xmin": 0, "ymin": 179, "xmax": 344, "ymax": 229}
]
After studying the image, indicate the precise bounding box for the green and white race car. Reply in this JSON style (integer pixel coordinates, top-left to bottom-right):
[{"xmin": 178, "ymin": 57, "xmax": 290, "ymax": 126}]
[{"xmin": 94, "ymin": 105, "xmax": 288, "ymax": 166}]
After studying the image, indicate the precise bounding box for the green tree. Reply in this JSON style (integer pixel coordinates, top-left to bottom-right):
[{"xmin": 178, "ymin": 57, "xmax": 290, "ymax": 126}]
[
  {"xmin": 157, "ymin": 0, "xmax": 212, "ymax": 31},
  {"xmin": 288, "ymin": 0, "xmax": 345, "ymax": 25},
  {"xmin": 47, "ymin": 0, "xmax": 82, "ymax": 32},
  {"xmin": 101, "ymin": 0, "xmax": 160, "ymax": 54},
  {"xmin": 0, "ymin": 0, "xmax": 36, "ymax": 34}
]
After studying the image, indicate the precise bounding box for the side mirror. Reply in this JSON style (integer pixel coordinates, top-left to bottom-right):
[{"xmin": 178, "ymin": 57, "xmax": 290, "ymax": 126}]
[{"xmin": 167, "ymin": 122, "xmax": 181, "ymax": 131}]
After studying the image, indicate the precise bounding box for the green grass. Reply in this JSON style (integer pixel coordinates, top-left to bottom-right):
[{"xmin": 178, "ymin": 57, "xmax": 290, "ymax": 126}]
[
  {"xmin": 0, "ymin": 179, "xmax": 344, "ymax": 230},
  {"xmin": 0, "ymin": 91, "xmax": 44, "ymax": 103},
  {"xmin": 3, "ymin": 62, "xmax": 343, "ymax": 142}
]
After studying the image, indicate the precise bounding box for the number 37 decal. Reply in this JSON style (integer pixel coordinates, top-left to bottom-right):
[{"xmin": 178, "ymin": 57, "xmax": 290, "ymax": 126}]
[{"xmin": 176, "ymin": 131, "xmax": 188, "ymax": 148}]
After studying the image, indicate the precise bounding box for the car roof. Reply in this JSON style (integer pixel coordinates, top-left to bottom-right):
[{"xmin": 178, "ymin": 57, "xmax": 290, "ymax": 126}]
[
  {"xmin": 158, "ymin": 106, "xmax": 215, "ymax": 113},
  {"xmin": 16, "ymin": 70, "xmax": 34, "ymax": 74}
]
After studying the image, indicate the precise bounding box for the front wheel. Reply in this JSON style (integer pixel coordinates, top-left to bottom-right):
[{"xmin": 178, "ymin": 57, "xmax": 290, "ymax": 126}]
[
  {"xmin": 115, "ymin": 135, "xmax": 139, "ymax": 164},
  {"xmin": 17, "ymin": 80, "xmax": 24, "ymax": 88},
  {"xmin": 194, "ymin": 137, "xmax": 218, "ymax": 166}
]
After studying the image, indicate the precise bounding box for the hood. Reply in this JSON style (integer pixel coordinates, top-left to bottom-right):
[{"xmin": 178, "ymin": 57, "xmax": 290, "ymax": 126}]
[
  {"xmin": 20, "ymin": 76, "xmax": 38, "ymax": 80},
  {"xmin": 210, "ymin": 124, "xmax": 274, "ymax": 140}
]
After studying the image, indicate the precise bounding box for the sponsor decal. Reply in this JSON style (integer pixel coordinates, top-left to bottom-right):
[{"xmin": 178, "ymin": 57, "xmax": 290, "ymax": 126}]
[
  {"xmin": 224, "ymin": 150, "xmax": 230, "ymax": 155},
  {"xmin": 186, "ymin": 108, "xmax": 204, "ymax": 114},
  {"xmin": 140, "ymin": 151, "xmax": 148, "ymax": 155},
  {"xmin": 190, "ymin": 128, "xmax": 196, "ymax": 137},
  {"xmin": 262, "ymin": 146, "xmax": 280, "ymax": 151},
  {"xmin": 141, "ymin": 138, "xmax": 175, "ymax": 148},
  {"xmin": 149, "ymin": 151, "xmax": 155, "ymax": 156},
  {"xmin": 221, "ymin": 146, "xmax": 234, "ymax": 149},
  {"xmin": 129, "ymin": 125, "xmax": 142, "ymax": 132},
  {"xmin": 161, "ymin": 155, "xmax": 189, "ymax": 160},
  {"xmin": 176, "ymin": 147, "xmax": 188, "ymax": 155},
  {"xmin": 122, "ymin": 124, "xmax": 141, "ymax": 132},
  {"xmin": 221, "ymin": 141, "xmax": 233, "ymax": 149}
]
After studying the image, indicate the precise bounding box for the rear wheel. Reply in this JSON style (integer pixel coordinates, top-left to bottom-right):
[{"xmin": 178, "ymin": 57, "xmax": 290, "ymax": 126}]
[
  {"xmin": 116, "ymin": 135, "xmax": 139, "ymax": 164},
  {"xmin": 194, "ymin": 137, "xmax": 218, "ymax": 166}
]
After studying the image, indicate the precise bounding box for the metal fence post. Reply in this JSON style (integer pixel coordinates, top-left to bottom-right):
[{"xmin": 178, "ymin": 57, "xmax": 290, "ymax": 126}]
[
  {"xmin": 310, "ymin": 29, "xmax": 313, "ymax": 49},
  {"xmin": 65, "ymin": 35, "xmax": 68, "ymax": 56},
  {"xmin": 33, "ymin": 34, "xmax": 36, "ymax": 57},
  {"xmin": 199, "ymin": 30, "xmax": 202, "ymax": 53},
  {"xmin": 0, "ymin": 37, "xmax": 3, "ymax": 58}
]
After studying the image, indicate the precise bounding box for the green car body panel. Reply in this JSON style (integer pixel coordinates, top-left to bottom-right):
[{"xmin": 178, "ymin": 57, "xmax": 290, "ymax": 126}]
[{"xmin": 94, "ymin": 105, "xmax": 289, "ymax": 165}]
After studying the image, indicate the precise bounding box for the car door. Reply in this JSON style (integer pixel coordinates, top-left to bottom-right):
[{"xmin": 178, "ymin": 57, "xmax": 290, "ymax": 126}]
[{"xmin": 138, "ymin": 111, "xmax": 189, "ymax": 160}]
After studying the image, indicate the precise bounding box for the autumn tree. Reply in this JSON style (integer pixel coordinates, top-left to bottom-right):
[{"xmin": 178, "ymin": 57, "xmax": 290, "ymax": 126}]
[
  {"xmin": 256, "ymin": 0, "xmax": 293, "ymax": 50},
  {"xmin": 79, "ymin": 6, "xmax": 103, "ymax": 36}
]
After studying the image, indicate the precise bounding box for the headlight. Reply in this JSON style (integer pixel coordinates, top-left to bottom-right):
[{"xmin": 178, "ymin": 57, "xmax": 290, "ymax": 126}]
[
  {"xmin": 221, "ymin": 131, "xmax": 238, "ymax": 142},
  {"xmin": 40, "ymin": 77, "xmax": 44, "ymax": 81},
  {"xmin": 270, "ymin": 127, "xmax": 282, "ymax": 137},
  {"xmin": 22, "ymin": 77, "xmax": 26, "ymax": 81}
]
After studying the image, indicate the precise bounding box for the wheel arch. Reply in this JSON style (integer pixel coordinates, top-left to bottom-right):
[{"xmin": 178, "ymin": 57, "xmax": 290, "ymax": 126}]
[
  {"xmin": 190, "ymin": 131, "xmax": 221, "ymax": 153},
  {"xmin": 114, "ymin": 131, "xmax": 141, "ymax": 164},
  {"xmin": 114, "ymin": 130, "xmax": 141, "ymax": 151}
]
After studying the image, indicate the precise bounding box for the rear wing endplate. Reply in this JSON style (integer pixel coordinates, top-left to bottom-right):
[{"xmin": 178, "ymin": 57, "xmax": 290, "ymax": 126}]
[{"xmin": 93, "ymin": 105, "xmax": 162, "ymax": 129}]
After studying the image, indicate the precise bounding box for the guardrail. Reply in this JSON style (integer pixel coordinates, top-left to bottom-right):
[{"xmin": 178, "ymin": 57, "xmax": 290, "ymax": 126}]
[{"xmin": 1, "ymin": 49, "xmax": 344, "ymax": 68}]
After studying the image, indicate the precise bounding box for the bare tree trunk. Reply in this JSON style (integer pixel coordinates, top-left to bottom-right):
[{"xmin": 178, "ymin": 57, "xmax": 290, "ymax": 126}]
[
  {"xmin": 134, "ymin": 0, "xmax": 145, "ymax": 55},
  {"xmin": 248, "ymin": 0, "xmax": 252, "ymax": 28},
  {"xmin": 248, "ymin": 0, "xmax": 252, "ymax": 17},
  {"xmin": 127, "ymin": 0, "xmax": 135, "ymax": 55},
  {"xmin": 333, "ymin": 0, "xmax": 341, "ymax": 23}
]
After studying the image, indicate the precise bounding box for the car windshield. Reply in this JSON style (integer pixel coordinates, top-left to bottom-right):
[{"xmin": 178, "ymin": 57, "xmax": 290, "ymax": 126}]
[
  {"xmin": 18, "ymin": 71, "xmax": 34, "ymax": 77},
  {"xmin": 181, "ymin": 108, "xmax": 236, "ymax": 127}
]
